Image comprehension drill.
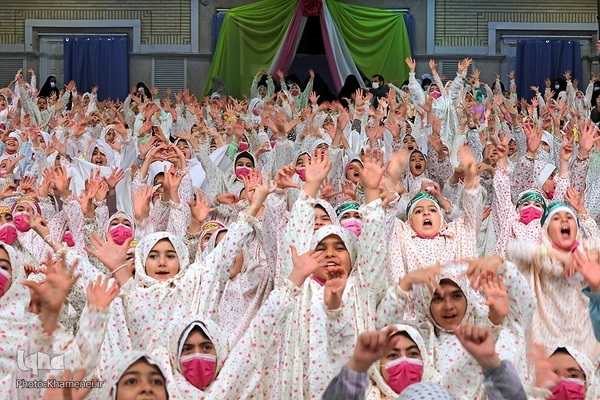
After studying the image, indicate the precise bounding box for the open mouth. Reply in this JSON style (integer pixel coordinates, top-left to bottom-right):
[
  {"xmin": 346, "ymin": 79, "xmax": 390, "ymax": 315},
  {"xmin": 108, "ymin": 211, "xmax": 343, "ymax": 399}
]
[
  {"xmin": 423, "ymin": 219, "xmax": 432, "ymax": 228},
  {"xmin": 325, "ymin": 262, "xmax": 338, "ymax": 268},
  {"xmin": 353, "ymin": 171, "xmax": 359, "ymax": 178},
  {"xmin": 442, "ymin": 314, "xmax": 457, "ymax": 321},
  {"xmin": 155, "ymin": 270, "xmax": 170, "ymax": 277},
  {"xmin": 414, "ymin": 162, "xmax": 423, "ymax": 171},
  {"xmin": 560, "ymin": 225, "xmax": 571, "ymax": 239},
  {"xmin": 407, "ymin": 144, "xmax": 415, "ymax": 151}
]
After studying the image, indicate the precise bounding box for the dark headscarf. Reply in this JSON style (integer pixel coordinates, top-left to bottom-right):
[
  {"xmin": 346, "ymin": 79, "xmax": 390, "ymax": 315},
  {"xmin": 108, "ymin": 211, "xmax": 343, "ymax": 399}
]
[
  {"xmin": 310, "ymin": 72, "xmax": 336, "ymax": 104},
  {"xmin": 38, "ymin": 76, "xmax": 59, "ymax": 99},
  {"xmin": 136, "ymin": 82, "xmax": 152, "ymax": 101},
  {"xmin": 552, "ymin": 78, "xmax": 567, "ymax": 100},
  {"xmin": 337, "ymin": 75, "xmax": 361, "ymax": 108}
]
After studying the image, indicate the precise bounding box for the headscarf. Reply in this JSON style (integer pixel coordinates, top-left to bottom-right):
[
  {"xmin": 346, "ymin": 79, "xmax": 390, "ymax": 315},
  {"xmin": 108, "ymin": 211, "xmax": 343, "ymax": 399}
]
[
  {"xmin": 546, "ymin": 346, "xmax": 598, "ymax": 400},
  {"xmin": 233, "ymin": 151, "xmax": 256, "ymax": 172},
  {"xmin": 310, "ymin": 225, "xmax": 358, "ymax": 268},
  {"xmin": 315, "ymin": 199, "xmax": 339, "ymax": 226},
  {"xmin": 98, "ymin": 351, "xmax": 171, "ymax": 400},
  {"xmin": 406, "ymin": 192, "xmax": 441, "ymax": 218},
  {"xmin": 369, "ymin": 324, "xmax": 440, "ymax": 398},
  {"xmin": 134, "ymin": 232, "xmax": 190, "ymax": 288},
  {"xmin": 105, "ymin": 211, "xmax": 136, "ymax": 238},
  {"xmin": 10, "ymin": 196, "xmax": 41, "ymax": 216},
  {"xmin": 147, "ymin": 160, "xmax": 172, "ymax": 186},
  {"xmin": 538, "ymin": 163, "xmax": 556, "ymax": 188},
  {"xmin": 335, "ymin": 201, "xmax": 360, "ymax": 219},
  {"xmin": 166, "ymin": 317, "xmax": 229, "ymax": 396},
  {"xmin": 516, "ymin": 190, "xmax": 547, "ymax": 212},
  {"xmin": 85, "ymin": 140, "xmax": 116, "ymax": 167},
  {"xmin": 540, "ymin": 201, "xmax": 577, "ymax": 227},
  {"xmin": 412, "ymin": 264, "xmax": 481, "ymax": 333}
]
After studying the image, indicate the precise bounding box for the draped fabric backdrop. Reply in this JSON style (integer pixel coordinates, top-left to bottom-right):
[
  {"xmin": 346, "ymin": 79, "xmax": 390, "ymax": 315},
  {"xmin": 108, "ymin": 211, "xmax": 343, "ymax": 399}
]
[
  {"xmin": 516, "ymin": 40, "xmax": 583, "ymax": 100},
  {"xmin": 64, "ymin": 36, "xmax": 129, "ymax": 101},
  {"xmin": 205, "ymin": 0, "xmax": 412, "ymax": 97},
  {"xmin": 203, "ymin": 0, "xmax": 297, "ymax": 97},
  {"xmin": 323, "ymin": 0, "xmax": 411, "ymax": 90}
]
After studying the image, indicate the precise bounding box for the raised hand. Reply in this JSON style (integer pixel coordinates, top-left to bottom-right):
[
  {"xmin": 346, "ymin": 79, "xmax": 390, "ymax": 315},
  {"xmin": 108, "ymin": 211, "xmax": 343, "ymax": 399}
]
[
  {"xmin": 188, "ymin": 189, "xmax": 216, "ymax": 223},
  {"xmin": 85, "ymin": 233, "xmax": 132, "ymax": 286},
  {"xmin": 324, "ymin": 266, "xmax": 348, "ymax": 310},
  {"xmin": 303, "ymin": 149, "xmax": 332, "ymax": 198},
  {"xmin": 43, "ymin": 369, "xmax": 96, "ymax": 400},
  {"xmin": 319, "ymin": 178, "xmax": 342, "ymax": 201},
  {"xmin": 573, "ymin": 248, "xmax": 600, "ymax": 291},
  {"xmin": 400, "ymin": 262, "xmax": 442, "ymax": 293},
  {"xmin": 274, "ymin": 164, "xmax": 301, "ymax": 190},
  {"xmin": 104, "ymin": 167, "xmax": 125, "ymax": 189},
  {"xmin": 288, "ymin": 246, "xmax": 328, "ymax": 287},
  {"xmin": 405, "ymin": 57, "xmax": 416, "ymax": 73},
  {"xmin": 480, "ymin": 271, "xmax": 509, "ymax": 325},
  {"xmin": 463, "ymin": 255, "xmax": 504, "ymax": 288},
  {"xmin": 132, "ymin": 185, "xmax": 153, "ymax": 222},
  {"xmin": 86, "ymin": 275, "xmax": 119, "ymax": 311},
  {"xmin": 565, "ymin": 187, "xmax": 586, "ymax": 215},
  {"xmin": 358, "ymin": 147, "xmax": 388, "ymax": 193},
  {"xmin": 578, "ymin": 120, "xmax": 600, "ymax": 157},
  {"xmin": 454, "ymin": 323, "xmax": 501, "ymax": 369},
  {"xmin": 458, "ymin": 144, "xmax": 479, "ymax": 189},
  {"xmin": 347, "ymin": 326, "xmax": 401, "ymax": 373}
]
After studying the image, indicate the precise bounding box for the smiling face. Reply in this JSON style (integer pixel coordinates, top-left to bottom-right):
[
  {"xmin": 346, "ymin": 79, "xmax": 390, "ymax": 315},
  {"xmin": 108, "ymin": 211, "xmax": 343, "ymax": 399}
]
[
  {"xmin": 0, "ymin": 95, "xmax": 6, "ymax": 109},
  {"xmin": 314, "ymin": 205, "xmax": 333, "ymax": 231},
  {"xmin": 547, "ymin": 211, "xmax": 578, "ymax": 249},
  {"xmin": 409, "ymin": 152, "xmax": 426, "ymax": 176},
  {"xmin": 115, "ymin": 358, "xmax": 168, "ymax": 400},
  {"xmin": 313, "ymin": 234, "xmax": 351, "ymax": 281},
  {"xmin": 345, "ymin": 161, "xmax": 362, "ymax": 184},
  {"xmin": 429, "ymin": 279, "xmax": 467, "ymax": 331},
  {"xmin": 176, "ymin": 140, "xmax": 191, "ymax": 160},
  {"xmin": 91, "ymin": 147, "xmax": 107, "ymax": 166},
  {"xmin": 145, "ymin": 239, "xmax": 180, "ymax": 281},
  {"xmin": 105, "ymin": 129, "xmax": 117, "ymax": 145},
  {"xmin": 5, "ymin": 137, "xmax": 19, "ymax": 153},
  {"xmin": 380, "ymin": 332, "xmax": 422, "ymax": 382},
  {"xmin": 409, "ymin": 199, "xmax": 441, "ymax": 238},
  {"xmin": 37, "ymin": 97, "xmax": 48, "ymax": 111}
]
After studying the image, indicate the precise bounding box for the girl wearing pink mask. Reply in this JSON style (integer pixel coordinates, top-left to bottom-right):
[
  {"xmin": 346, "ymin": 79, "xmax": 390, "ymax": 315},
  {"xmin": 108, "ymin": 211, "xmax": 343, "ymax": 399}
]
[
  {"xmin": 367, "ymin": 325, "xmax": 440, "ymax": 398},
  {"xmin": 336, "ymin": 201, "xmax": 362, "ymax": 237},
  {"xmin": 542, "ymin": 346, "xmax": 597, "ymax": 400},
  {"xmin": 378, "ymin": 261, "xmax": 535, "ymax": 399}
]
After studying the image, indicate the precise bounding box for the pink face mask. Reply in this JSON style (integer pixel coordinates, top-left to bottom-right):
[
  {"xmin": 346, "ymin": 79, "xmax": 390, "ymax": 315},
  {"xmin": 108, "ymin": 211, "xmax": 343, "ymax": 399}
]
[
  {"xmin": 296, "ymin": 167, "xmax": 306, "ymax": 182},
  {"xmin": 235, "ymin": 166, "xmax": 251, "ymax": 180},
  {"xmin": 519, "ymin": 204, "xmax": 543, "ymax": 225},
  {"xmin": 384, "ymin": 357, "xmax": 423, "ymax": 394},
  {"xmin": 109, "ymin": 224, "xmax": 133, "ymax": 245},
  {"xmin": 0, "ymin": 171, "xmax": 7, "ymax": 178},
  {"xmin": 181, "ymin": 353, "xmax": 217, "ymax": 390},
  {"xmin": 270, "ymin": 141, "xmax": 277, "ymax": 149},
  {"xmin": 238, "ymin": 142, "xmax": 249, "ymax": 152},
  {"xmin": 291, "ymin": 88, "xmax": 300, "ymax": 96},
  {"xmin": 545, "ymin": 189, "xmax": 555, "ymax": 200},
  {"xmin": 0, "ymin": 268, "xmax": 10, "ymax": 299},
  {"xmin": 12, "ymin": 212, "xmax": 30, "ymax": 232},
  {"xmin": 550, "ymin": 378, "xmax": 585, "ymax": 400},
  {"xmin": 0, "ymin": 223, "xmax": 18, "ymax": 245},
  {"xmin": 62, "ymin": 231, "xmax": 75, "ymax": 247},
  {"xmin": 430, "ymin": 91, "xmax": 442, "ymax": 99},
  {"xmin": 341, "ymin": 218, "xmax": 362, "ymax": 237}
]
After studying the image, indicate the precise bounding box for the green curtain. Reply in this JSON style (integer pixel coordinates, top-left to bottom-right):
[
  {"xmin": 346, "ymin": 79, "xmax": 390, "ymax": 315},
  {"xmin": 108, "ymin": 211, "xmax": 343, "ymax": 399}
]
[
  {"xmin": 324, "ymin": 0, "xmax": 411, "ymax": 86},
  {"xmin": 203, "ymin": 0, "xmax": 297, "ymax": 98}
]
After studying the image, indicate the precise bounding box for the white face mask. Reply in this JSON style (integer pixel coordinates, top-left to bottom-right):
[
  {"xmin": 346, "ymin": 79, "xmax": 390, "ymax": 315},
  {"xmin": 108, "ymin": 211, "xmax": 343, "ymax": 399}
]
[
  {"xmin": 138, "ymin": 87, "xmax": 144, "ymax": 93},
  {"xmin": 372, "ymin": 82, "xmax": 380, "ymax": 89},
  {"xmin": 554, "ymin": 84, "xmax": 560, "ymax": 90},
  {"xmin": 50, "ymin": 82, "xmax": 56, "ymax": 88}
]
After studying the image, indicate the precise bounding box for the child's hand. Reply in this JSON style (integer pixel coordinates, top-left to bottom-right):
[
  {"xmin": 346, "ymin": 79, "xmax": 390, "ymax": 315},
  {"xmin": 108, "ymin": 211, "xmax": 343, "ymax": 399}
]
[
  {"xmin": 287, "ymin": 246, "xmax": 327, "ymax": 287},
  {"xmin": 481, "ymin": 271, "xmax": 509, "ymax": 326},
  {"xmin": 455, "ymin": 323, "xmax": 501, "ymax": 369},
  {"xmin": 324, "ymin": 267, "xmax": 348, "ymax": 310}
]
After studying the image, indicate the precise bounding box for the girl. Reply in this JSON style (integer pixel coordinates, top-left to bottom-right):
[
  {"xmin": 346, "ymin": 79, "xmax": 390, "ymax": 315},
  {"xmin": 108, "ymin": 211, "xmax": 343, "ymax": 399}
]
[
  {"xmin": 388, "ymin": 146, "xmax": 483, "ymax": 282},
  {"xmin": 366, "ymin": 325, "xmax": 441, "ymax": 399},
  {"xmin": 507, "ymin": 201, "xmax": 600, "ymax": 359}
]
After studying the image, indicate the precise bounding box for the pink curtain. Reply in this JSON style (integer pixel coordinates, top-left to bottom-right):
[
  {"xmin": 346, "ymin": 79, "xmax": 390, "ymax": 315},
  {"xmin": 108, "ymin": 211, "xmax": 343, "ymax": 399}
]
[{"xmin": 269, "ymin": 3, "xmax": 307, "ymax": 76}]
